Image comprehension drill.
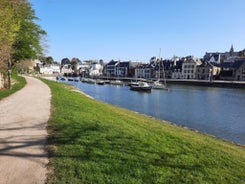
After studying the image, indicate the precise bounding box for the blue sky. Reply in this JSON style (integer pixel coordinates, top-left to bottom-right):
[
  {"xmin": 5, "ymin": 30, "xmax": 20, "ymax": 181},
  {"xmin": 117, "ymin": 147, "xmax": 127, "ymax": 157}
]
[{"xmin": 30, "ymin": 0, "xmax": 245, "ymax": 62}]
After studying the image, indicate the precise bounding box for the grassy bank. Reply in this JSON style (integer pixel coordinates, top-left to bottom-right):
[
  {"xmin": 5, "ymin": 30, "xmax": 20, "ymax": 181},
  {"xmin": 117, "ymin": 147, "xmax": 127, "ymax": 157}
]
[
  {"xmin": 0, "ymin": 74, "xmax": 26, "ymax": 100},
  {"xmin": 43, "ymin": 79, "xmax": 245, "ymax": 184}
]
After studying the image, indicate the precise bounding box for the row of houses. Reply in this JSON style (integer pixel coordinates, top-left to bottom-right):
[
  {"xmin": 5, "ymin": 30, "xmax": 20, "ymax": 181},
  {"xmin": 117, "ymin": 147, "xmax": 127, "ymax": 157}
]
[
  {"xmin": 37, "ymin": 46, "xmax": 245, "ymax": 81},
  {"xmin": 103, "ymin": 55, "xmax": 245, "ymax": 81}
]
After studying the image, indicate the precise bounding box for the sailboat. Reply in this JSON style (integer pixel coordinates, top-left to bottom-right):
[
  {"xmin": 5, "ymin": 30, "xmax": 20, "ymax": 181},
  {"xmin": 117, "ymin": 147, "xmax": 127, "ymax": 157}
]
[{"xmin": 152, "ymin": 49, "xmax": 168, "ymax": 90}]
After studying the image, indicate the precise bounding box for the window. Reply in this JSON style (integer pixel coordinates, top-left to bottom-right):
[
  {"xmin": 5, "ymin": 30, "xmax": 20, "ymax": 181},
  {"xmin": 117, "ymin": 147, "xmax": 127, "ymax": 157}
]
[{"xmin": 242, "ymin": 68, "xmax": 245, "ymax": 74}]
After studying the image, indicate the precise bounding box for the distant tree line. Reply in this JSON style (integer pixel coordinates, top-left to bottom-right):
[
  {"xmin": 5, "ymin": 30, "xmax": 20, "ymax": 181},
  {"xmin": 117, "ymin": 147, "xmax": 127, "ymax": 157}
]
[{"xmin": 0, "ymin": 0, "xmax": 46, "ymax": 89}]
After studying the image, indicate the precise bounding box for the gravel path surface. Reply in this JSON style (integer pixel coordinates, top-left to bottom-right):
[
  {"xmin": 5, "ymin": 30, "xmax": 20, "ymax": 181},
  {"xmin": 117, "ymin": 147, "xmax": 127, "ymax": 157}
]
[{"xmin": 0, "ymin": 76, "xmax": 51, "ymax": 184}]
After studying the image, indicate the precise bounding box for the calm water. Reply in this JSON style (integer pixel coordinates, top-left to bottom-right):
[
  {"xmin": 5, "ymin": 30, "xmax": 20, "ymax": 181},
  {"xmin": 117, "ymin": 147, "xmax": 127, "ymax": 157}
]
[{"xmin": 67, "ymin": 81, "xmax": 245, "ymax": 145}]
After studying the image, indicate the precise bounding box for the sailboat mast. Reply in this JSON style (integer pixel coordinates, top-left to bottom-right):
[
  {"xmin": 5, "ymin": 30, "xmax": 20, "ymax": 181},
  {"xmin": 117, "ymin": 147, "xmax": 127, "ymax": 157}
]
[{"xmin": 159, "ymin": 48, "xmax": 161, "ymax": 79}]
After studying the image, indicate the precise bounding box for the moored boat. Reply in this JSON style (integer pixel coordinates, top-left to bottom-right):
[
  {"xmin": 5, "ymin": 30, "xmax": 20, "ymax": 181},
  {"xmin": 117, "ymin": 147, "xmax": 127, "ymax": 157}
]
[
  {"xmin": 111, "ymin": 80, "xmax": 123, "ymax": 85},
  {"xmin": 67, "ymin": 77, "xmax": 74, "ymax": 81},
  {"xmin": 87, "ymin": 78, "xmax": 96, "ymax": 84},
  {"xmin": 151, "ymin": 80, "xmax": 168, "ymax": 90},
  {"xmin": 97, "ymin": 79, "xmax": 105, "ymax": 85},
  {"xmin": 104, "ymin": 80, "xmax": 111, "ymax": 84},
  {"xmin": 130, "ymin": 81, "xmax": 152, "ymax": 92},
  {"xmin": 152, "ymin": 48, "xmax": 168, "ymax": 90}
]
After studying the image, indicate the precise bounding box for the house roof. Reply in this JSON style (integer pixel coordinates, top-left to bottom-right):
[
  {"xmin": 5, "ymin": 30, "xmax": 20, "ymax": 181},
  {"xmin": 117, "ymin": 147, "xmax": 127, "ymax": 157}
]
[
  {"xmin": 197, "ymin": 61, "xmax": 219, "ymax": 68},
  {"xmin": 203, "ymin": 53, "xmax": 220, "ymax": 62},
  {"xmin": 136, "ymin": 63, "xmax": 153, "ymax": 69},
  {"xmin": 118, "ymin": 62, "xmax": 130, "ymax": 67},
  {"xmin": 106, "ymin": 60, "xmax": 119, "ymax": 66},
  {"xmin": 221, "ymin": 59, "xmax": 245, "ymax": 69}
]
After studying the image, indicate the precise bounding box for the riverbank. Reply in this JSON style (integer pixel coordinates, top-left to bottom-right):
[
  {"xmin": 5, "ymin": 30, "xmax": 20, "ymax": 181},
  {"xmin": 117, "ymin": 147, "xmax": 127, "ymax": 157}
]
[
  {"xmin": 166, "ymin": 79, "xmax": 245, "ymax": 88},
  {"xmin": 38, "ymin": 73, "xmax": 245, "ymax": 88},
  {"xmin": 42, "ymin": 79, "xmax": 245, "ymax": 183}
]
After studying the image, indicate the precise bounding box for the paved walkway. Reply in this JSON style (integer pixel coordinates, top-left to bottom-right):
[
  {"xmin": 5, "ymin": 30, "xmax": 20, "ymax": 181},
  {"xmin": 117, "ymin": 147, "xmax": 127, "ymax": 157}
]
[{"xmin": 0, "ymin": 76, "xmax": 51, "ymax": 184}]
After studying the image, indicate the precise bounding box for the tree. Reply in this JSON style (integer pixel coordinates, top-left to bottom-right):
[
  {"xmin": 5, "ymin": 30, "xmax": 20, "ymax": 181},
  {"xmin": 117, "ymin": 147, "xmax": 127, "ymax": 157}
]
[
  {"xmin": 0, "ymin": 0, "xmax": 24, "ymax": 88},
  {"xmin": 71, "ymin": 57, "xmax": 81, "ymax": 74},
  {"xmin": 99, "ymin": 59, "xmax": 104, "ymax": 66},
  {"xmin": 12, "ymin": 1, "xmax": 46, "ymax": 62},
  {"xmin": 0, "ymin": 0, "xmax": 46, "ymax": 89},
  {"xmin": 46, "ymin": 56, "xmax": 54, "ymax": 64},
  {"xmin": 15, "ymin": 59, "xmax": 33, "ymax": 74},
  {"xmin": 61, "ymin": 58, "xmax": 71, "ymax": 66},
  {"xmin": 38, "ymin": 56, "xmax": 47, "ymax": 65}
]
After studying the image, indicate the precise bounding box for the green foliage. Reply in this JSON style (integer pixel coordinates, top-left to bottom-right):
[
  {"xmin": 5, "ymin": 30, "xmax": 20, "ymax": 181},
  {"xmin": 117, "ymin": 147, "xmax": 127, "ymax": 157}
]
[
  {"xmin": 46, "ymin": 56, "xmax": 54, "ymax": 64},
  {"xmin": 71, "ymin": 57, "xmax": 80, "ymax": 72},
  {"xmin": 12, "ymin": 1, "xmax": 46, "ymax": 62},
  {"xmin": 38, "ymin": 56, "xmax": 54, "ymax": 65},
  {"xmin": 0, "ymin": 74, "xmax": 26, "ymax": 100},
  {"xmin": 0, "ymin": 0, "xmax": 46, "ymax": 88},
  {"xmin": 61, "ymin": 58, "xmax": 71, "ymax": 66},
  {"xmin": 0, "ymin": 0, "xmax": 23, "ymax": 70},
  {"xmin": 43, "ymin": 80, "xmax": 245, "ymax": 184}
]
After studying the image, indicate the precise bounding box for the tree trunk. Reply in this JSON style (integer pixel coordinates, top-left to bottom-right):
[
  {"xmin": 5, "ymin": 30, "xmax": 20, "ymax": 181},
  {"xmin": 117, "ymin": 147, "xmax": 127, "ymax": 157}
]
[
  {"xmin": 0, "ymin": 72, "xmax": 4, "ymax": 89},
  {"xmin": 0, "ymin": 72, "xmax": 9, "ymax": 89}
]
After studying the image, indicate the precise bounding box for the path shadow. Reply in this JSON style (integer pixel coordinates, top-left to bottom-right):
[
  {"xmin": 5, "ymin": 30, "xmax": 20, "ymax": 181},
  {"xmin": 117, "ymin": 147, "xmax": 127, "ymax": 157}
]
[{"xmin": 0, "ymin": 121, "xmax": 48, "ymax": 165}]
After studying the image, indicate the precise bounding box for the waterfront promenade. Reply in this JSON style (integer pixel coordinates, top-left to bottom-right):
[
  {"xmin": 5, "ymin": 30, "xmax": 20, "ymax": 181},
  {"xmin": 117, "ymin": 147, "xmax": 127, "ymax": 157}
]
[{"xmin": 0, "ymin": 77, "xmax": 51, "ymax": 184}]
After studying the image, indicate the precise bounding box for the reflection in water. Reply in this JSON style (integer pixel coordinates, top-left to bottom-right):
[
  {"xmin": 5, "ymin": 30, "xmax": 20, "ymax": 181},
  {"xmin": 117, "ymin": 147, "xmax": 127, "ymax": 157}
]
[{"xmin": 70, "ymin": 81, "xmax": 245, "ymax": 145}]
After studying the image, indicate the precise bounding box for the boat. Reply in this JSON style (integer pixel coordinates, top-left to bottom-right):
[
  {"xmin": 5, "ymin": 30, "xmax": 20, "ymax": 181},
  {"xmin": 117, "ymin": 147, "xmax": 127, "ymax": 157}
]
[
  {"xmin": 111, "ymin": 80, "xmax": 123, "ymax": 85},
  {"xmin": 74, "ymin": 77, "xmax": 79, "ymax": 82},
  {"xmin": 57, "ymin": 75, "xmax": 66, "ymax": 81},
  {"xmin": 128, "ymin": 80, "xmax": 138, "ymax": 86},
  {"xmin": 104, "ymin": 80, "xmax": 111, "ymax": 84},
  {"xmin": 81, "ymin": 77, "xmax": 88, "ymax": 82},
  {"xmin": 96, "ymin": 79, "xmax": 105, "ymax": 85},
  {"xmin": 152, "ymin": 80, "xmax": 168, "ymax": 90},
  {"xmin": 152, "ymin": 48, "xmax": 168, "ymax": 90},
  {"xmin": 67, "ymin": 77, "xmax": 74, "ymax": 81},
  {"xmin": 87, "ymin": 78, "xmax": 96, "ymax": 84},
  {"xmin": 130, "ymin": 81, "xmax": 152, "ymax": 92}
]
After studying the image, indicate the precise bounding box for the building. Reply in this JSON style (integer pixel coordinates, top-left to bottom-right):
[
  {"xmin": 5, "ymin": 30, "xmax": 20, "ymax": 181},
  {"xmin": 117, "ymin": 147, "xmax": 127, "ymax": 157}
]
[
  {"xmin": 196, "ymin": 62, "xmax": 220, "ymax": 80},
  {"xmin": 235, "ymin": 59, "xmax": 245, "ymax": 81},
  {"xmin": 39, "ymin": 64, "xmax": 60, "ymax": 74},
  {"xmin": 181, "ymin": 56, "xmax": 202, "ymax": 79},
  {"xmin": 203, "ymin": 53, "xmax": 221, "ymax": 64},
  {"xmin": 103, "ymin": 60, "xmax": 120, "ymax": 77},
  {"xmin": 60, "ymin": 64, "xmax": 72, "ymax": 75},
  {"xmin": 204, "ymin": 45, "xmax": 240, "ymax": 63},
  {"xmin": 89, "ymin": 62, "xmax": 103, "ymax": 77},
  {"xmin": 134, "ymin": 63, "xmax": 153, "ymax": 79},
  {"xmin": 116, "ymin": 61, "xmax": 131, "ymax": 77},
  {"xmin": 220, "ymin": 59, "xmax": 245, "ymax": 81},
  {"xmin": 171, "ymin": 58, "xmax": 184, "ymax": 79}
]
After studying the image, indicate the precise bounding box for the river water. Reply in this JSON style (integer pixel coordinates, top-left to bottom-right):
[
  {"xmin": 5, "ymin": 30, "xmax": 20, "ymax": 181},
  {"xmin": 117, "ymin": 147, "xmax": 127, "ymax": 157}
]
[{"xmin": 66, "ymin": 81, "xmax": 245, "ymax": 145}]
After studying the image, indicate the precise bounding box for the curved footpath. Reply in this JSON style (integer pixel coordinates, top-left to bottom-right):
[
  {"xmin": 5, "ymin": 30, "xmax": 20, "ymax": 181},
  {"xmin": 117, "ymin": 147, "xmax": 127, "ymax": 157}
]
[{"xmin": 0, "ymin": 77, "xmax": 51, "ymax": 184}]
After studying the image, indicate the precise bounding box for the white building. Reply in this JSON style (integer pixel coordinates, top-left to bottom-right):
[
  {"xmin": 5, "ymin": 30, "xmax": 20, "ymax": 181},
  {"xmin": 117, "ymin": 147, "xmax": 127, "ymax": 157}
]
[
  {"xmin": 181, "ymin": 57, "xmax": 202, "ymax": 79},
  {"xmin": 89, "ymin": 63, "xmax": 103, "ymax": 77},
  {"xmin": 60, "ymin": 64, "xmax": 72, "ymax": 74},
  {"xmin": 172, "ymin": 68, "xmax": 182, "ymax": 79},
  {"xmin": 40, "ymin": 64, "xmax": 60, "ymax": 74}
]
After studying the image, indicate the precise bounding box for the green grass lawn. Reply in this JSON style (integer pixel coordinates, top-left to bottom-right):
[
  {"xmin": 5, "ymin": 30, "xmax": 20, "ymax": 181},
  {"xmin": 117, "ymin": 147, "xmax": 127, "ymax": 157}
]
[
  {"xmin": 0, "ymin": 74, "xmax": 26, "ymax": 100},
  {"xmin": 43, "ymin": 79, "xmax": 245, "ymax": 184}
]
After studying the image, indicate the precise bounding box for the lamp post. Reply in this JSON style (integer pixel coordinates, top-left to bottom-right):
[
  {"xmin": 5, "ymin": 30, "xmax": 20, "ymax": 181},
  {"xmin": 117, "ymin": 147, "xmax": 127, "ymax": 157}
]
[{"xmin": 209, "ymin": 68, "xmax": 213, "ymax": 82}]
